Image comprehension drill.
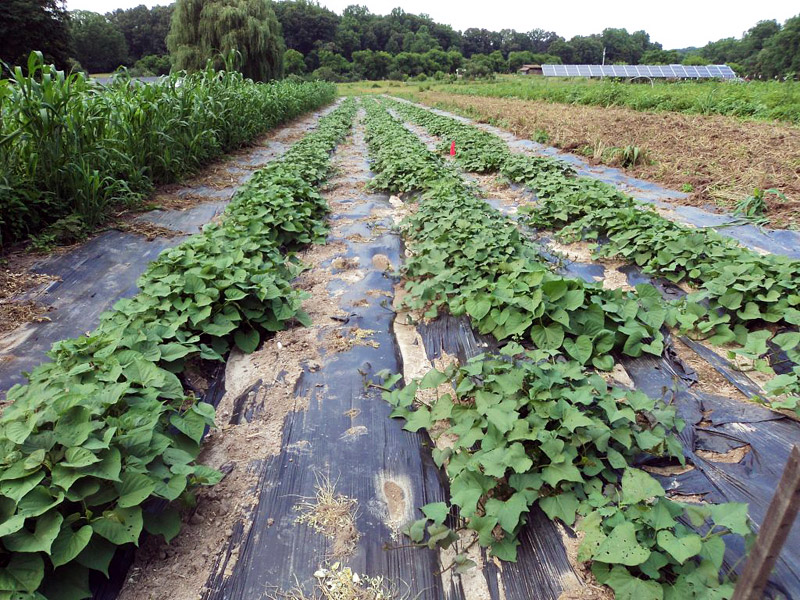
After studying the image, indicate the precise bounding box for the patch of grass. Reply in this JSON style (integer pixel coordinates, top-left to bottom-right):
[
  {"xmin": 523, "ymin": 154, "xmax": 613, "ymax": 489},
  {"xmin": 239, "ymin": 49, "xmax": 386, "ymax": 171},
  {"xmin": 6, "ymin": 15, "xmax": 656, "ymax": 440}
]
[
  {"xmin": 531, "ymin": 128, "xmax": 550, "ymax": 144},
  {"xmin": 733, "ymin": 187, "xmax": 787, "ymax": 225},
  {"xmin": 295, "ymin": 473, "xmax": 360, "ymax": 557},
  {"xmin": 603, "ymin": 144, "xmax": 649, "ymax": 168},
  {"xmin": 430, "ymin": 74, "xmax": 800, "ymax": 124}
]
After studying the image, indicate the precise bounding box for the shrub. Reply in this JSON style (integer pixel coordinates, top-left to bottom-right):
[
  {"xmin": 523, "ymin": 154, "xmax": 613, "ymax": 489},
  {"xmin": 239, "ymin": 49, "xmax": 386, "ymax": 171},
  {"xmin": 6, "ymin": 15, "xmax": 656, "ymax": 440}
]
[{"xmin": 132, "ymin": 54, "xmax": 171, "ymax": 76}]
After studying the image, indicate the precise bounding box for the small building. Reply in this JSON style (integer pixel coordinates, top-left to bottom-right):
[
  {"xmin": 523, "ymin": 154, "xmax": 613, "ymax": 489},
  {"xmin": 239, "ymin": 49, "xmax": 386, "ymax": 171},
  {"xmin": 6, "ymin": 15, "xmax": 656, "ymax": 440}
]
[{"xmin": 518, "ymin": 64, "xmax": 543, "ymax": 75}]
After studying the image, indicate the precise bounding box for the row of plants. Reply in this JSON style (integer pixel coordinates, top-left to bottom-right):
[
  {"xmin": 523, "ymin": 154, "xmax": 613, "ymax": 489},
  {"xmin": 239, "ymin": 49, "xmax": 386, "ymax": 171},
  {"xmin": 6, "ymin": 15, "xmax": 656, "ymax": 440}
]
[
  {"xmin": 363, "ymin": 98, "xmax": 753, "ymax": 599},
  {"xmin": 386, "ymin": 97, "xmax": 800, "ymax": 413},
  {"xmin": 0, "ymin": 98, "xmax": 357, "ymax": 599},
  {"xmin": 368, "ymin": 104, "xmax": 669, "ymax": 365},
  {"xmin": 0, "ymin": 52, "xmax": 337, "ymax": 248}
]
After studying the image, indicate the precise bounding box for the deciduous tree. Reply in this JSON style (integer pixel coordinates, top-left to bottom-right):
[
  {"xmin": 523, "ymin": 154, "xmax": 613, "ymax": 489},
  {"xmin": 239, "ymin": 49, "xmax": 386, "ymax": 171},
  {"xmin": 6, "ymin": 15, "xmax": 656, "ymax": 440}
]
[
  {"xmin": 283, "ymin": 48, "xmax": 306, "ymax": 75},
  {"xmin": 108, "ymin": 4, "xmax": 173, "ymax": 63},
  {"xmin": 0, "ymin": 0, "xmax": 72, "ymax": 70},
  {"xmin": 757, "ymin": 15, "xmax": 800, "ymax": 78},
  {"xmin": 273, "ymin": 0, "xmax": 339, "ymax": 56},
  {"xmin": 70, "ymin": 10, "xmax": 129, "ymax": 73},
  {"xmin": 168, "ymin": 0, "xmax": 285, "ymax": 81}
]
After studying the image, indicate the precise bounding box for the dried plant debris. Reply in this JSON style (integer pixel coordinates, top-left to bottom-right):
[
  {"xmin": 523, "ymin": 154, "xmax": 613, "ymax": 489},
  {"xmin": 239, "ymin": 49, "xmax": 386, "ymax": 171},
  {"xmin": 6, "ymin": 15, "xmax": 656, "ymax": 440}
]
[
  {"xmin": 328, "ymin": 327, "xmax": 380, "ymax": 353},
  {"xmin": 112, "ymin": 220, "xmax": 183, "ymax": 240},
  {"xmin": 276, "ymin": 563, "xmax": 400, "ymax": 600},
  {"xmin": 332, "ymin": 257, "xmax": 361, "ymax": 270},
  {"xmin": 295, "ymin": 474, "xmax": 360, "ymax": 558},
  {"xmin": 0, "ymin": 265, "xmax": 59, "ymax": 334},
  {"xmin": 0, "ymin": 301, "xmax": 51, "ymax": 336},
  {"xmin": 695, "ymin": 444, "xmax": 751, "ymax": 464}
]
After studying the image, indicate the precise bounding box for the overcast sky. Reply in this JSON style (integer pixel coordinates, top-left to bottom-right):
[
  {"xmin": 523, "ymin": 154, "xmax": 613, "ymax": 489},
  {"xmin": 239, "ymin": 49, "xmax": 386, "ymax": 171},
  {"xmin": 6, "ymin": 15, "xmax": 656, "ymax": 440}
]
[{"xmin": 65, "ymin": 0, "xmax": 799, "ymax": 50}]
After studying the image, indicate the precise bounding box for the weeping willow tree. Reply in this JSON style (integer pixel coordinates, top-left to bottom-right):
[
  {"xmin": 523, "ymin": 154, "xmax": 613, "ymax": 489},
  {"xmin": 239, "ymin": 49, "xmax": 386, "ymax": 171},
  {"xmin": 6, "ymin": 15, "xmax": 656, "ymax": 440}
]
[{"xmin": 168, "ymin": 0, "xmax": 285, "ymax": 81}]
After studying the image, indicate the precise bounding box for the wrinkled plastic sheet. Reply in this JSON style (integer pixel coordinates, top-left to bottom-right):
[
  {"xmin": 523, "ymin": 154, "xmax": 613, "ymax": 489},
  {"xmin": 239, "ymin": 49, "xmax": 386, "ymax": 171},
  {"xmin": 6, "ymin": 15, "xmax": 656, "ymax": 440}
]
[
  {"xmin": 625, "ymin": 347, "xmax": 800, "ymax": 598},
  {"xmin": 398, "ymin": 98, "xmax": 800, "ymax": 260},
  {"xmin": 0, "ymin": 108, "xmax": 335, "ymax": 400},
  {"xmin": 201, "ymin": 130, "xmax": 583, "ymax": 599}
]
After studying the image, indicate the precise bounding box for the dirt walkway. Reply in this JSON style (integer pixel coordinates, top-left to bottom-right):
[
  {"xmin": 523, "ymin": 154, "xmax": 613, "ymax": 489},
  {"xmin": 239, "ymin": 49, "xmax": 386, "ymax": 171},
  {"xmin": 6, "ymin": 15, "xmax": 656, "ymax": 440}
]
[{"xmin": 414, "ymin": 91, "xmax": 800, "ymax": 229}]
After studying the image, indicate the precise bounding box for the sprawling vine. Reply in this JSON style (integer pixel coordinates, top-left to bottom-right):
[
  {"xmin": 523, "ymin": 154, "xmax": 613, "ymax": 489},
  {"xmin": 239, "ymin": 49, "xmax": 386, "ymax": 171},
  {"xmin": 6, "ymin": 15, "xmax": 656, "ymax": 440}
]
[
  {"xmin": 363, "ymin": 98, "xmax": 753, "ymax": 599},
  {"xmin": 386, "ymin": 97, "xmax": 800, "ymax": 414},
  {"xmin": 0, "ymin": 100, "xmax": 358, "ymax": 599}
]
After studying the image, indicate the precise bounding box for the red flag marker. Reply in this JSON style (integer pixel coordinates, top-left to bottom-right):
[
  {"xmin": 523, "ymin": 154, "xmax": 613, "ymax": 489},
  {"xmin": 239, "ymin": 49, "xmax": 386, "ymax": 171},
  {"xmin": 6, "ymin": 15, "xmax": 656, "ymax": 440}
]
[{"xmin": 450, "ymin": 140, "xmax": 456, "ymax": 156}]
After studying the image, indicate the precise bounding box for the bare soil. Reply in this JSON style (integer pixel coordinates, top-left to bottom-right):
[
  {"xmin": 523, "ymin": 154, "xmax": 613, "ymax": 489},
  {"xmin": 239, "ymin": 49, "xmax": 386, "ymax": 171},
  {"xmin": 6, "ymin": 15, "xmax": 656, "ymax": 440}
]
[
  {"xmin": 416, "ymin": 92, "xmax": 800, "ymax": 229},
  {"xmin": 672, "ymin": 338, "xmax": 749, "ymax": 401}
]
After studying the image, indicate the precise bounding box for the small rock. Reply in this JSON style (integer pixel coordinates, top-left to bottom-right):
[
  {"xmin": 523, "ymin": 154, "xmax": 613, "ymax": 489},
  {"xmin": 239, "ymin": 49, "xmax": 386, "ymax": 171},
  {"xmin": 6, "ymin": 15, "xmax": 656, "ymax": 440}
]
[{"xmin": 190, "ymin": 512, "xmax": 205, "ymax": 525}]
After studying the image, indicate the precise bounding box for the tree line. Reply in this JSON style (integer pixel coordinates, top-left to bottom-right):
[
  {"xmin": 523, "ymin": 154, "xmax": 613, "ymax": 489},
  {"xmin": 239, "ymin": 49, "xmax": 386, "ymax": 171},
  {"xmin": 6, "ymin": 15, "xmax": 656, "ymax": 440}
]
[{"xmin": 1, "ymin": 0, "xmax": 798, "ymax": 80}]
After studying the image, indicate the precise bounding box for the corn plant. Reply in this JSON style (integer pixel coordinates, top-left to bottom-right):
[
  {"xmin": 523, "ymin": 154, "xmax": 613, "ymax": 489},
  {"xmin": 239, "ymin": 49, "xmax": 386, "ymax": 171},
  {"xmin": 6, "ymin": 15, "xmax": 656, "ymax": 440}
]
[
  {"xmin": 0, "ymin": 52, "xmax": 336, "ymax": 248},
  {"xmin": 0, "ymin": 100, "xmax": 356, "ymax": 599}
]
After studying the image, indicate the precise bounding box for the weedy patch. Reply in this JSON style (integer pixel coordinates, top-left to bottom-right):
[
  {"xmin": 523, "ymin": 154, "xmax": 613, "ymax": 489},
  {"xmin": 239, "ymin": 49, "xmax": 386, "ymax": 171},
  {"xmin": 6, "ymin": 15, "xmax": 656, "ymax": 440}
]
[
  {"xmin": 603, "ymin": 145, "xmax": 650, "ymax": 168},
  {"xmin": 733, "ymin": 187, "xmax": 787, "ymax": 225},
  {"xmin": 295, "ymin": 474, "xmax": 360, "ymax": 558},
  {"xmin": 276, "ymin": 563, "xmax": 399, "ymax": 600}
]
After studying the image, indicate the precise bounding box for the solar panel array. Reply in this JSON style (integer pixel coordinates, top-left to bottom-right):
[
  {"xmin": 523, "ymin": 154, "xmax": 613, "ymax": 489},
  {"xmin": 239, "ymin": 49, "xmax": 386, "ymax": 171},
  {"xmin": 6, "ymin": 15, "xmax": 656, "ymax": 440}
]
[{"xmin": 541, "ymin": 64, "xmax": 736, "ymax": 79}]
